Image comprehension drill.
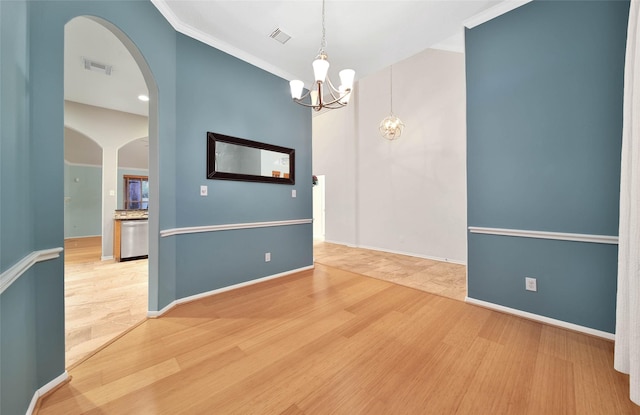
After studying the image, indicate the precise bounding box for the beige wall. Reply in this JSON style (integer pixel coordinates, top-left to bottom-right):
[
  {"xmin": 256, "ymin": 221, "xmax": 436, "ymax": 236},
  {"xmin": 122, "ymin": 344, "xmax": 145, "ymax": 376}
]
[{"xmin": 313, "ymin": 48, "xmax": 467, "ymax": 263}]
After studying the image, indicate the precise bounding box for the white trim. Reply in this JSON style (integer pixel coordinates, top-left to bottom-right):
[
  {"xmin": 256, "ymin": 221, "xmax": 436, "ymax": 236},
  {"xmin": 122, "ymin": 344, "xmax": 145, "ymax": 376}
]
[
  {"xmin": 323, "ymin": 239, "xmax": 358, "ymax": 248},
  {"xmin": 468, "ymin": 226, "xmax": 618, "ymax": 245},
  {"xmin": 465, "ymin": 297, "xmax": 615, "ymax": 340},
  {"xmin": 0, "ymin": 248, "xmax": 64, "ymax": 295},
  {"xmin": 64, "ymin": 234, "xmax": 101, "ymax": 240},
  {"xmin": 160, "ymin": 219, "xmax": 312, "ymax": 238},
  {"xmin": 101, "ymin": 255, "xmax": 115, "ymax": 261},
  {"xmin": 464, "ymin": 0, "xmax": 534, "ymax": 29},
  {"xmin": 63, "ymin": 160, "xmax": 101, "ymax": 168},
  {"xmin": 147, "ymin": 265, "xmax": 314, "ymax": 318},
  {"xmin": 26, "ymin": 371, "xmax": 69, "ymax": 415},
  {"xmin": 357, "ymin": 244, "xmax": 466, "ymax": 266},
  {"xmin": 119, "ymin": 166, "xmax": 149, "ymax": 172},
  {"xmin": 150, "ymin": 0, "xmax": 297, "ymax": 82},
  {"xmin": 320, "ymin": 240, "xmax": 466, "ymax": 265}
]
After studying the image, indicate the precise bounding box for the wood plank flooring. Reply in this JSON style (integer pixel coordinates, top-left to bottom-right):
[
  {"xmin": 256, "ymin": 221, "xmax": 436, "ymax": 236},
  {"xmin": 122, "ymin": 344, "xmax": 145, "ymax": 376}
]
[
  {"xmin": 314, "ymin": 241, "xmax": 466, "ymax": 301},
  {"xmin": 40, "ymin": 263, "xmax": 638, "ymax": 414},
  {"xmin": 64, "ymin": 237, "xmax": 148, "ymax": 368}
]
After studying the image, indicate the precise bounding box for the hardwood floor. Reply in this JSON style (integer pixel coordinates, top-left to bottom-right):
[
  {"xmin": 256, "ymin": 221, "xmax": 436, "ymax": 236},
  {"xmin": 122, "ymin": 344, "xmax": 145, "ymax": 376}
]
[
  {"xmin": 64, "ymin": 237, "xmax": 148, "ymax": 368},
  {"xmin": 314, "ymin": 240, "xmax": 466, "ymax": 301},
  {"xmin": 40, "ymin": 263, "xmax": 638, "ymax": 414}
]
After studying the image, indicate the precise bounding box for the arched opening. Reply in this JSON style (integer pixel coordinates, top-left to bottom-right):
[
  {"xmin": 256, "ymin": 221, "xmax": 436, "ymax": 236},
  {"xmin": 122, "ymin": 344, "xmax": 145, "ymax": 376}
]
[{"xmin": 63, "ymin": 15, "xmax": 158, "ymax": 367}]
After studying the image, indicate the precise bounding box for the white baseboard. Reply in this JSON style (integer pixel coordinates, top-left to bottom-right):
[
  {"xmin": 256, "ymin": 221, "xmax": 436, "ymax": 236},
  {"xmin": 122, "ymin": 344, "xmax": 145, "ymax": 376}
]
[
  {"xmin": 26, "ymin": 371, "xmax": 69, "ymax": 415},
  {"xmin": 323, "ymin": 239, "xmax": 358, "ymax": 248},
  {"xmin": 101, "ymin": 255, "xmax": 114, "ymax": 261},
  {"xmin": 356, "ymin": 244, "xmax": 466, "ymax": 265},
  {"xmin": 147, "ymin": 265, "xmax": 315, "ymax": 318},
  {"xmin": 465, "ymin": 297, "xmax": 615, "ymax": 340},
  {"xmin": 319, "ymin": 240, "xmax": 466, "ymax": 265},
  {"xmin": 64, "ymin": 235, "xmax": 101, "ymax": 240}
]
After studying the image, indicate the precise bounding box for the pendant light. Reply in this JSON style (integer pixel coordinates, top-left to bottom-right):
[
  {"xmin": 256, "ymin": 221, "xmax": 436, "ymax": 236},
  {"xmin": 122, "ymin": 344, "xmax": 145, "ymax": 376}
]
[{"xmin": 379, "ymin": 65, "xmax": 404, "ymax": 140}]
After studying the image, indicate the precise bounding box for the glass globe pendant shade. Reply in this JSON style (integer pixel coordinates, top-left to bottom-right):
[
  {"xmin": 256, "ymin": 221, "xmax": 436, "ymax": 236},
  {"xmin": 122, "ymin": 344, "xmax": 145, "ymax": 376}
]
[{"xmin": 379, "ymin": 114, "xmax": 405, "ymax": 141}]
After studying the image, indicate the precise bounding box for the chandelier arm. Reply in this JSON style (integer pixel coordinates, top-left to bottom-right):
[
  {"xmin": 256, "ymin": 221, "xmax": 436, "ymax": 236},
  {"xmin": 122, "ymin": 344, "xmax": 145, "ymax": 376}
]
[
  {"xmin": 292, "ymin": 94, "xmax": 348, "ymax": 110},
  {"xmin": 314, "ymin": 81, "xmax": 322, "ymax": 109},
  {"xmin": 325, "ymin": 77, "xmax": 342, "ymax": 96}
]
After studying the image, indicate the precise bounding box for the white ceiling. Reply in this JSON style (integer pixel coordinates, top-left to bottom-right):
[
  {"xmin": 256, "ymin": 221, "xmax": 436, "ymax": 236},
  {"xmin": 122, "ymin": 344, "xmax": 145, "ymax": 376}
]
[
  {"xmin": 65, "ymin": 16, "xmax": 149, "ymax": 116},
  {"xmin": 64, "ymin": 1, "xmax": 527, "ymax": 118},
  {"xmin": 152, "ymin": 0, "xmax": 503, "ymax": 87}
]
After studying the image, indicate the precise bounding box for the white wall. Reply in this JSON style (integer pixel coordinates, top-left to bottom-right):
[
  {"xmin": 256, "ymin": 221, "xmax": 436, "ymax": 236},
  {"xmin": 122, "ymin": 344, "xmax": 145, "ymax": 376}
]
[
  {"xmin": 313, "ymin": 48, "xmax": 467, "ymax": 263},
  {"xmin": 312, "ymin": 102, "xmax": 358, "ymax": 246}
]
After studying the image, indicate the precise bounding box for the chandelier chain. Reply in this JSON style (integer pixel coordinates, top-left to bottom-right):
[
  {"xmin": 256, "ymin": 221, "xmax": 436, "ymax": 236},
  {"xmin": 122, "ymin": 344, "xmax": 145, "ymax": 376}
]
[
  {"xmin": 320, "ymin": 0, "xmax": 327, "ymax": 52},
  {"xmin": 390, "ymin": 65, "xmax": 394, "ymax": 113}
]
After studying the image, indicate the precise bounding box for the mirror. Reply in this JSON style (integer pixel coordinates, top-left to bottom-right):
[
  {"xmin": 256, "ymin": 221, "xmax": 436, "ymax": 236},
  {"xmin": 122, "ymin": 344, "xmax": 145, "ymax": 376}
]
[{"xmin": 207, "ymin": 132, "xmax": 295, "ymax": 184}]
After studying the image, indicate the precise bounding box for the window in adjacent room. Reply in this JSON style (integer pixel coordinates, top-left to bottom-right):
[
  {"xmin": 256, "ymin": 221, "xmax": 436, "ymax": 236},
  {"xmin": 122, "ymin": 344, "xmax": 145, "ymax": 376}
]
[{"xmin": 124, "ymin": 175, "xmax": 149, "ymax": 209}]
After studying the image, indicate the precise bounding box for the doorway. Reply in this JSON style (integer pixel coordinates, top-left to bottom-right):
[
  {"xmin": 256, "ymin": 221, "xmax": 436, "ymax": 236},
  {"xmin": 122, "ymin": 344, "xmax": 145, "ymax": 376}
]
[
  {"xmin": 63, "ymin": 16, "xmax": 153, "ymax": 367},
  {"xmin": 312, "ymin": 174, "xmax": 326, "ymax": 240}
]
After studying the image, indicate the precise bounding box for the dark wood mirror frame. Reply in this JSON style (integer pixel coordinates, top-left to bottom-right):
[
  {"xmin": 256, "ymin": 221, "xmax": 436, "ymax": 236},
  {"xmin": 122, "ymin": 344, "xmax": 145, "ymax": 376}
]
[{"xmin": 206, "ymin": 131, "xmax": 295, "ymax": 185}]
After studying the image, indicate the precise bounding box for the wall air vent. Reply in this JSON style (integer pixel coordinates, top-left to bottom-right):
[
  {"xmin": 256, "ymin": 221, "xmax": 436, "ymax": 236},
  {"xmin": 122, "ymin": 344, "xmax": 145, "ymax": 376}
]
[
  {"xmin": 269, "ymin": 28, "xmax": 292, "ymax": 45},
  {"xmin": 83, "ymin": 57, "xmax": 112, "ymax": 75}
]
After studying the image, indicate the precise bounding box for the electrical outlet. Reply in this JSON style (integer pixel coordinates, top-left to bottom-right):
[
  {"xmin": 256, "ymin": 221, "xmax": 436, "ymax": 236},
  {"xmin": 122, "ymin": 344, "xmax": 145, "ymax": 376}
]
[
  {"xmin": 525, "ymin": 277, "xmax": 537, "ymax": 292},
  {"xmin": 200, "ymin": 185, "xmax": 208, "ymax": 196},
  {"xmin": 265, "ymin": 252, "xmax": 271, "ymax": 262}
]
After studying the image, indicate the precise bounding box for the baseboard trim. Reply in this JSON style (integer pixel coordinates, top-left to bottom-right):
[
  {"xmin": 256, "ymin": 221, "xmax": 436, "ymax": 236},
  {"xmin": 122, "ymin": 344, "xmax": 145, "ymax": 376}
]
[
  {"xmin": 468, "ymin": 226, "xmax": 618, "ymax": 245},
  {"xmin": 27, "ymin": 371, "xmax": 69, "ymax": 415},
  {"xmin": 465, "ymin": 297, "xmax": 615, "ymax": 340},
  {"xmin": 101, "ymin": 255, "xmax": 114, "ymax": 261},
  {"xmin": 321, "ymin": 240, "xmax": 466, "ymax": 265},
  {"xmin": 0, "ymin": 247, "xmax": 64, "ymax": 295},
  {"xmin": 64, "ymin": 235, "xmax": 101, "ymax": 240},
  {"xmin": 357, "ymin": 244, "xmax": 466, "ymax": 265},
  {"xmin": 160, "ymin": 219, "xmax": 313, "ymax": 238},
  {"xmin": 323, "ymin": 239, "xmax": 358, "ymax": 248},
  {"xmin": 147, "ymin": 265, "xmax": 315, "ymax": 318}
]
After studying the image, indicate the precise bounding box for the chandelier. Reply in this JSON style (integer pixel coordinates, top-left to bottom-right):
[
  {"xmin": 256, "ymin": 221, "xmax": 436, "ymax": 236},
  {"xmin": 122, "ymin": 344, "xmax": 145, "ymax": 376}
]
[
  {"xmin": 289, "ymin": 0, "xmax": 355, "ymax": 111},
  {"xmin": 379, "ymin": 65, "xmax": 404, "ymax": 140}
]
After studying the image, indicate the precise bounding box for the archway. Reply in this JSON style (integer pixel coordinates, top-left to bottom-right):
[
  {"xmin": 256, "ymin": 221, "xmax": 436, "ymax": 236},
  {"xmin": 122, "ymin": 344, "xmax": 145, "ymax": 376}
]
[{"xmin": 63, "ymin": 15, "xmax": 158, "ymax": 367}]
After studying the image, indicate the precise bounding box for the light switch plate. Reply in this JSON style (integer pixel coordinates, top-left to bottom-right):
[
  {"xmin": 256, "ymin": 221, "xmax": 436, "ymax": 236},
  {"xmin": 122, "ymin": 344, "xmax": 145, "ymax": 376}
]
[
  {"xmin": 200, "ymin": 185, "xmax": 208, "ymax": 196},
  {"xmin": 292, "ymin": 189, "xmax": 297, "ymax": 198}
]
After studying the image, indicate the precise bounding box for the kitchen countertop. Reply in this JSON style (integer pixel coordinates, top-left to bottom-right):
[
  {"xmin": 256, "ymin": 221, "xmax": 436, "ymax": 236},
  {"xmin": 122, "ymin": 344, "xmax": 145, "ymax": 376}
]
[{"xmin": 114, "ymin": 209, "xmax": 148, "ymax": 220}]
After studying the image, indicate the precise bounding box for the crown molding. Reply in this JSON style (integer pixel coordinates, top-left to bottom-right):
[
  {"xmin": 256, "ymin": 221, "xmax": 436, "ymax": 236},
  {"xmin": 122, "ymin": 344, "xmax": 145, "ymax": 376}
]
[
  {"xmin": 464, "ymin": 0, "xmax": 534, "ymax": 29},
  {"xmin": 150, "ymin": 0, "xmax": 297, "ymax": 81}
]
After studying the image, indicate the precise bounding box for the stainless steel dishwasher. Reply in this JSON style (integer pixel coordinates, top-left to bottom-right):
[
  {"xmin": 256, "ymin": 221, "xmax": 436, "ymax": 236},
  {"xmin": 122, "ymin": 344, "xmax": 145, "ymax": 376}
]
[{"xmin": 120, "ymin": 219, "xmax": 148, "ymax": 260}]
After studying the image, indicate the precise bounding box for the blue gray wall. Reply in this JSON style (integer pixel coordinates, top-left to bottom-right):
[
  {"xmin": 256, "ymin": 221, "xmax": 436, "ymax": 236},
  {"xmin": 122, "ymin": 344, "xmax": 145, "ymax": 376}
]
[
  {"xmin": 466, "ymin": 0, "xmax": 629, "ymax": 333},
  {"xmin": 174, "ymin": 33, "xmax": 312, "ymax": 298},
  {"xmin": 1, "ymin": 0, "xmax": 312, "ymax": 413},
  {"xmin": 64, "ymin": 163, "xmax": 102, "ymax": 238},
  {"xmin": 1, "ymin": 1, "xmax": 41, "ymax": 414}
]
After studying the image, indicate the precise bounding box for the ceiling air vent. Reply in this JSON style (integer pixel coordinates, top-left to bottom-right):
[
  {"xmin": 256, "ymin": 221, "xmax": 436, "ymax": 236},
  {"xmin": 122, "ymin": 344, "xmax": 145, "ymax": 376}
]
[
  {"xmin": 269, "ymin": 28, "xmax": 292, "ymax": 45},
  {"xmin": 83, "ymin": 57, "xmax": 112, "ymax": 75}
]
